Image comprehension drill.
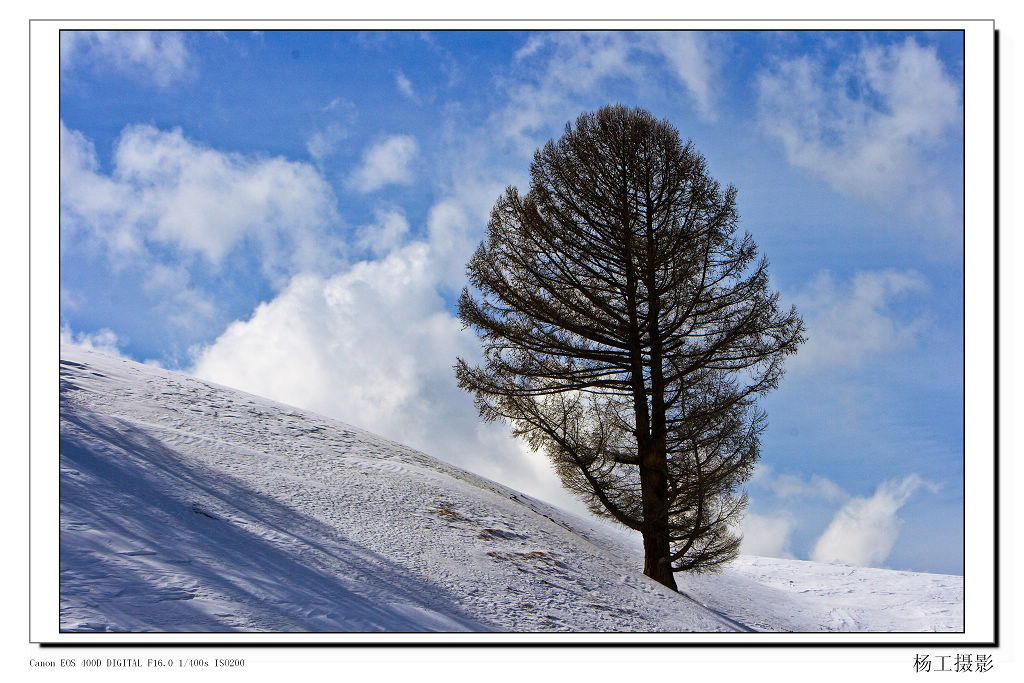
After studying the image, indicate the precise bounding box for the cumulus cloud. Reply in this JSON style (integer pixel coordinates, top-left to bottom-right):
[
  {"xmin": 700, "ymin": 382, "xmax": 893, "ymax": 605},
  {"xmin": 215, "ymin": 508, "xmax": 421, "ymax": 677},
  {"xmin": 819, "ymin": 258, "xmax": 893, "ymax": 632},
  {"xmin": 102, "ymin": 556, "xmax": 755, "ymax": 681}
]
[
  {"xmin": 191, "ymin": 245, "xmax": 453, "ymax": 427},
  {"xmin": 348, "ymin": 135, "xmax": 419, "ymax": 193},
  {"xmin": 789, "ymin": 269, "xmax": 930, "ymax": 371},
  {"xmin": 189, "ymin": 241, "xmax": 575, "ymax": 510},
  {"xmin": 739, "ymin": 513, "xmax": 796, "ymax": 559},
  {"xmin": 356, "ymin": 207, "xmax": 411, "ymax": 257},
  {"xmin": 60, "ymin": 121, "xmax": 341, "ymax": 281},
  {"xmin": 811, "ymin": 474, "xmax": 940, "ymax": 567},
  {"xmin": 61, "ymin": 31, "xmax": 193, "ymax": 87},
  {"xmin": 757, "ymin": 38, "xmax": 962, "ymax": 239}
]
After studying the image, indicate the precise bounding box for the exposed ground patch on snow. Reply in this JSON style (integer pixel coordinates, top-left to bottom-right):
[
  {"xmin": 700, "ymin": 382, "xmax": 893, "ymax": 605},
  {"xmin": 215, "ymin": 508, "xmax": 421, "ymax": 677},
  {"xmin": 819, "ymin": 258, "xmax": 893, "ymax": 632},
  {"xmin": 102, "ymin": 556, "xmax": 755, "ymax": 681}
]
[{"xmin": 58, "ymin": 345, "xmax": 963, "ymax": 633}]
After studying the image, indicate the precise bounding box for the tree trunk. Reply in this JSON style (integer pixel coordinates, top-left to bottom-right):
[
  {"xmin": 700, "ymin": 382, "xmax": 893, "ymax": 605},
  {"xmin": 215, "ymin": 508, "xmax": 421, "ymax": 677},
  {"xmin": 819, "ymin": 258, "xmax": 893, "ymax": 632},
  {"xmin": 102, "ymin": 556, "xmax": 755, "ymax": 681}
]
[
  {"xmin": 642, "ymin": 522, "xmax": 678, "ymax": 591},
  {"xmin": 640, "ymin": 441, "xmax": 678, "ymax": 592}
]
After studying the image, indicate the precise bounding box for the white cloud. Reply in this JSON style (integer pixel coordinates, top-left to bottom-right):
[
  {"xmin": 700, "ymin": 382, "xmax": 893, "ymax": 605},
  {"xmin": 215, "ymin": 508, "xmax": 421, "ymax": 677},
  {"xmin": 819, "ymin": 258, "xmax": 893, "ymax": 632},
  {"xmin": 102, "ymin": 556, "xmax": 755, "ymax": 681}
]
[
  {"xmin": 423, "ymin": 197, "xmax": 477, "ymax": 288},
  {"xmin": 502, "ymin": 32, "xmax": 638, "ymax": 152},
  {"xmin": 143, "ymin": 263, "xmax": 218, "ymax": 332},
  {"xmin": 751, "ymin": 464, "xmax": 846, "ymax": 503},
  {"xmin": 191, "ymin": 246, "xmax": 448, "ymax": 427},
  {"xmin": 60, "ymin": 286, "xmax": 83, "ymax": 311},
  {"xmin": 395, "ymin": 70, "xmax": 417, "ymax": 101},
  {"xmin": 744, "ymin": 465, "xmax": 844, "ymax": 560},
  {"xmin": 60, "ymin": 121, "xmax": 341, "ymax": 282},
  {"xmin": 757, "ymin": 38, "xmax": 962, "ymax": 239},
  {"xmin": 61, "ymin": 31, "xmax": 193, "ymax": 87},
  {"xmin": 748, "ymin": 466, "xmax": 948, "ymax": 567},
  {"xmin": 811, "ymin": 474, "xmax": 940, "ymax": 567},
  {"xmin": 308, "ymin": 99, "xmax": 355, "ymax": 161},
  {"xmin": 356, "ymin": 207, "xmax": 410, "ymax": 257},
  {"xmin": 323, "ymin": 97, "xmax": 349, "ymax": 112},
  {"xmin": 60, "ymin": 324, "xmax": 125, "ymax": 357},
  {"xmin": 789, "ymin": 269, "xmax": 930, "ymax": 371},
  {"xmin": 306, "ymin": 123, "xmax": 348, "ymax": 162},
  {"xmin": 642, "ymin": 32, "xmax": 719, "ymax": 122},
  {"xmin": 60, "ymin": 122, "xmax": 140, "ymax": 256},
  {"xmin": 189, "ymin": 242, "xmax": 577, "ymax": 512},
  {"xmin": 538, "ymin": 31, "xmax": 642, "ymax": 91},
  {"xmin": 348, "ymin": 135, "xmax": 419, "ymax": 193},
  {"xmin": 501, "ymin": 31, "xmax": 722, "ymax": 152},
  {"xmin": 739, "ymin": 513, "xmax": 796, "ymax": 559}
]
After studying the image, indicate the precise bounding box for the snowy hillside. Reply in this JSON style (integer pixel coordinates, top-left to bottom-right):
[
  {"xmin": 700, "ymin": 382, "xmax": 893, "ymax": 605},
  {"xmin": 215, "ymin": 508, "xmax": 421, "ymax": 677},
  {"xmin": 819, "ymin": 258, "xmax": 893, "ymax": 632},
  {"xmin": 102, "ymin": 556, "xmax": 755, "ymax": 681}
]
[{"xmin": 59, "ymin": 345, "xmax": 963, "ymax": 633}]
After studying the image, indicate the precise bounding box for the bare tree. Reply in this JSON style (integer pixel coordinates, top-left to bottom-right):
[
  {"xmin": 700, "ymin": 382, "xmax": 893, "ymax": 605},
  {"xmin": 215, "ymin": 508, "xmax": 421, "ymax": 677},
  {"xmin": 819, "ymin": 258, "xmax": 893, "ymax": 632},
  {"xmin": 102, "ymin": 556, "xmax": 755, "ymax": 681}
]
[{"xmin": 455, "ymin": 105, "xmax": 804, "ymax": 590}]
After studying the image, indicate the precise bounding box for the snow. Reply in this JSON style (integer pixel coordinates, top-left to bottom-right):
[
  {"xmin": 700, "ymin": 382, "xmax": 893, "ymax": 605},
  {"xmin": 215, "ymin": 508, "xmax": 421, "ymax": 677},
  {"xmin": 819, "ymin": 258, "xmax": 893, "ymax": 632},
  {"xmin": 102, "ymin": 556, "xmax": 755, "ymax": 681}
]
[{"xmin": 58, "ymin": 344, "xmax": 963, "ymax": 634}]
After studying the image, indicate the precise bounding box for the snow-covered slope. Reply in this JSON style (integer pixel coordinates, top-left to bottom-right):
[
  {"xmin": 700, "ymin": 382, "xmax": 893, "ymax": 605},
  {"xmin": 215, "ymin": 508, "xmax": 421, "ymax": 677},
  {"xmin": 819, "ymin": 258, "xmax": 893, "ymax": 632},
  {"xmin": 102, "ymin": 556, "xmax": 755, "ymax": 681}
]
[{"xmin": 58, "ymin": 345, "xmax": 963, "ymax": 633}]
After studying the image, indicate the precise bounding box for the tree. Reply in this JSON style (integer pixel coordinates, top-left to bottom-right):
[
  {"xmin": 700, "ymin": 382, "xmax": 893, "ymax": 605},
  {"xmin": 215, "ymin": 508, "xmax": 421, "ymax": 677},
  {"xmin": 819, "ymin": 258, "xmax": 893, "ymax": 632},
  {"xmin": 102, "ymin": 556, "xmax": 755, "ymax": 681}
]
[{"xmin": 455, "ymin": 105, "xmax": 804, "ymax": 591}]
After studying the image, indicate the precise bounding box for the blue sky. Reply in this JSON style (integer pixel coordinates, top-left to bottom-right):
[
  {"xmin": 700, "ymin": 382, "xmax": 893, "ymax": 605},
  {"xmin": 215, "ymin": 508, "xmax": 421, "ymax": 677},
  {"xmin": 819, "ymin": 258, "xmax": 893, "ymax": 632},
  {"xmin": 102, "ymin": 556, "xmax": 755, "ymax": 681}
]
[{"xmin": 59, "ymin": 29, "xmax": 966, "ymax": 574}]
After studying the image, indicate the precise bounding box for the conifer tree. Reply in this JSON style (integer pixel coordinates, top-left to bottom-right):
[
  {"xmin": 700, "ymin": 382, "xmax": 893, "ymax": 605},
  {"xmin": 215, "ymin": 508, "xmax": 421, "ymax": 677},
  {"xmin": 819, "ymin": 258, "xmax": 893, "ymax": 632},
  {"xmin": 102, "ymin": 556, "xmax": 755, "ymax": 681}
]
[{"xmin": 456, "ymin": 105, "xmax": 804, "ymax": 589}]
